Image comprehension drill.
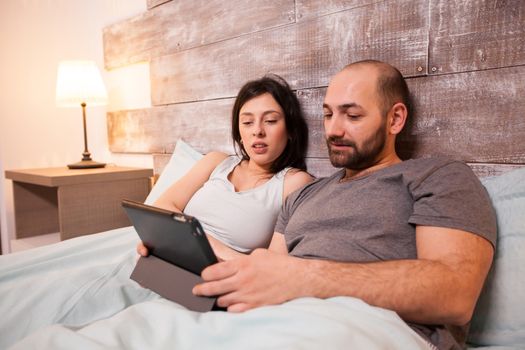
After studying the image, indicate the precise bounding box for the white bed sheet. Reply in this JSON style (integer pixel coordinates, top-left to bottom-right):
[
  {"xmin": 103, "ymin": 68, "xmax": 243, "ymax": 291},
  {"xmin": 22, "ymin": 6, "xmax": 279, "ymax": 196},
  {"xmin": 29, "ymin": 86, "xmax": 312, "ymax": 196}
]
[{"xmin": 0, "ymin": 227, "xmax": 432, "ymax": 350}]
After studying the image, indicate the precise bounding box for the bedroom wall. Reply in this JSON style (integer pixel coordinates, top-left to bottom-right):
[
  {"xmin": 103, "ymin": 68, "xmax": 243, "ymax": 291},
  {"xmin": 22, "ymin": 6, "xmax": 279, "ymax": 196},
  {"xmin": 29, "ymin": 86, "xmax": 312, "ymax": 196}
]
[
  {"xmin": 0, "ymin": 0, "xmax": 149, "ymax": 254},
  {"xmin": 103, "ymin": 0, "xmax": 525, "ymax": 178},
  {"xmin": 1, "ymin": 1, "xmax": 523, "ymax": 252}
]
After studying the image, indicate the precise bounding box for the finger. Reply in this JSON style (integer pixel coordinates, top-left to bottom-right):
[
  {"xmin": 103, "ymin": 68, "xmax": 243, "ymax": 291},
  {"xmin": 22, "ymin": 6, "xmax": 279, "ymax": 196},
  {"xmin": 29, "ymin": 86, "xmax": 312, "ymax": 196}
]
[
  {"xmin": 193, "ymin": 275, "xmax": 237, "ymax": 297},
  {"xmin": 215, "ymin": 291, "xmax": 236, "ymax": 308},
  {"xmin": 137, "ymin": 244, "xmax": 149, "ymax": 257},
  {"xmin": 200, "ymin": 261, "xmax": 236, "ymax": 281},
  {"xmin": 227, "ymin": 302, "xmax": 254, "ymax": 313},
  {"xmin": 215, "ymin": 289, "xmax": 248, "ymax": 308}
]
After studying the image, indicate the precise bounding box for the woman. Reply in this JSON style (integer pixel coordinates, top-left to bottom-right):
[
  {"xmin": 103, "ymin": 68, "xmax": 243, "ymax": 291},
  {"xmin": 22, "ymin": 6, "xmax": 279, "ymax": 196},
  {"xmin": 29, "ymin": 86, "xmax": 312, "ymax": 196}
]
[
  {"xmin": 138, "ymin": 75, "xmax": 313, "ymax": 260},
  {"xmin": 0, "ymin": 76, "xmax": 311, "ymax": 346}
]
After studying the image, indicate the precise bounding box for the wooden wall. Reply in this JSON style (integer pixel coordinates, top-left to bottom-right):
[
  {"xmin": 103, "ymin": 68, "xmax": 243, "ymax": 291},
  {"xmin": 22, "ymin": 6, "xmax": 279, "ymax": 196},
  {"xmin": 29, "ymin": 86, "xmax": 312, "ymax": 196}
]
[{"xmin": 104, "ymin": 0, "xmax": 525, "ymax": 178}]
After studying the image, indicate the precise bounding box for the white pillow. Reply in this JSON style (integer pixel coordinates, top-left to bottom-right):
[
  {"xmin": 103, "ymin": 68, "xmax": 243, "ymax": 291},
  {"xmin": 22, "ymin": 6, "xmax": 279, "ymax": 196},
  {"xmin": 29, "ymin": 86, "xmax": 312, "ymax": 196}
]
[
  {"xmin": 467, "ymin": 166, "xmax": 525, "ymax": 348},
  {"xmin": 144, "ymin": 140, "xmax": 203, "ymax": 205}
]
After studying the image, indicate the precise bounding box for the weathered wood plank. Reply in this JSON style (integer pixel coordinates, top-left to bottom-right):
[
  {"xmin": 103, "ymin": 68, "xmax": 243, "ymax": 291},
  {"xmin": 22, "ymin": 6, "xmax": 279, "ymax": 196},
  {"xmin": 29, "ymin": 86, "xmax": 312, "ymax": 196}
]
[
  {"xmin": 107, "ymin": 89, "xmax": 327, "ymax": 157},
  {"xmin": 147, "ymin": 0, "xmax": 171, "ymax": 10},
  {"xmin": 296, "ymin": 0, "xmax": 383, "ymax": 21},
  {"xmin": 151, "ymin": 0, "xmax": 428, "ymax": 105},
  {"xmin": 398, "ymin": 66, "xmax": 525, "ymax": 163},
  {"xmin": 107, "ymin": 99, "xmax": 235, "ymax": 154},
  {"xmin": 103, "ymin": 11, "xmax": 164, "ymax": 70},
  {"xmin": 111, "ymin": 65, "xmax": 525, "ymax": 163},
  {"xmin": 106, "ymin": 88, "xmax": 331, "ymax": 158},
  {"xmin": 103, "ymin": 0, "xmax": 295, "ymax": 69},
  {"xmin": 297, "ymin": 66, "xmax": 525, "ymax": 162},
  {"xmin": 429, "ymin": 0, "xmax": 525, "ymax": 74},
  {"xmin": 106, "ymin": 91, "xmax": 326, "ymax": 157},
  {"xmin": 110, "ymin": 66, "xmax": 525, "ymax": 170},
  {"xmin": 297, "ymin": 88, "xmax": 328, "ymax": 158}
]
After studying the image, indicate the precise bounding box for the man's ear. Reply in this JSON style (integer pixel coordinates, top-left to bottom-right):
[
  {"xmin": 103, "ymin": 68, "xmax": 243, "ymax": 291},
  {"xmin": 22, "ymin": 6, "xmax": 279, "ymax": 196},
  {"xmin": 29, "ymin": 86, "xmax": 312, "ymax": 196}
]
[{"xmin": 388, "ymin": 102, "xmax": 408, "ymax": 135}]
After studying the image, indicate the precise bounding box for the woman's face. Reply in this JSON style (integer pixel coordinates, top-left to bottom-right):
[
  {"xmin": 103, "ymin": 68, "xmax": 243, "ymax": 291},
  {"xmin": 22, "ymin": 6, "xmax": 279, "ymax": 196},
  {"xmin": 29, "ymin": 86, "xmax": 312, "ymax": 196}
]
[{"xmin": 238, "ymin": 93, "xmax": 288, "ymax": 169}]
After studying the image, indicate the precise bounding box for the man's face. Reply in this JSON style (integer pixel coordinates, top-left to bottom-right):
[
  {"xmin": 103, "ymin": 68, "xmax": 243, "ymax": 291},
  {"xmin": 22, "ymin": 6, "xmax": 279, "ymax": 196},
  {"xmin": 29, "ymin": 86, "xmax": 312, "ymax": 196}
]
[{"xmin": 323, "ymin": 67, "xmax": 388, "ymax": 170}]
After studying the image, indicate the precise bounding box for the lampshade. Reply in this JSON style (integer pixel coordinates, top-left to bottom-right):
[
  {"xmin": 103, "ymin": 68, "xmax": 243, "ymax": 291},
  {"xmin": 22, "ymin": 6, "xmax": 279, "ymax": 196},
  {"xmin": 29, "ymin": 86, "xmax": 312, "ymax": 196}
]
[{"xmin": 56, "ymin": 60, "xmax": 108, "ymax": 107}]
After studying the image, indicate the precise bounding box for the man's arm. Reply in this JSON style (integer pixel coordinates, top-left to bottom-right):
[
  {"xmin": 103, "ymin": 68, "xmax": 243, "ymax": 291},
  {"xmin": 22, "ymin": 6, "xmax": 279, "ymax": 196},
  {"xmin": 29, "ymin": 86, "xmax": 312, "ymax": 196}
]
[{"xmin": 193, "ymin": 226, "xmax": 494, "ymax": 325}]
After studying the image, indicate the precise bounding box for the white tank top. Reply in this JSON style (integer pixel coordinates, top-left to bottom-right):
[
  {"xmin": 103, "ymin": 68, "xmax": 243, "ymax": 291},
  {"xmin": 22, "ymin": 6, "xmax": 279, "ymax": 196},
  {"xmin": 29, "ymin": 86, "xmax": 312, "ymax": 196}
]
[{"xmin": 184, "ymin": 156, "xmax": 290, "ymax": 253}]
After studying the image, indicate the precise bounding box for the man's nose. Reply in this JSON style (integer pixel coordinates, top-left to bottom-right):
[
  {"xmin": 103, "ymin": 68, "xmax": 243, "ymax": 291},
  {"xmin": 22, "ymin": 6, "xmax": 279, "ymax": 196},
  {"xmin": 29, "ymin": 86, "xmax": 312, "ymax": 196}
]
[{"xmin": 325, "ymin": 115, "xmax": 345, "ymax": 137}]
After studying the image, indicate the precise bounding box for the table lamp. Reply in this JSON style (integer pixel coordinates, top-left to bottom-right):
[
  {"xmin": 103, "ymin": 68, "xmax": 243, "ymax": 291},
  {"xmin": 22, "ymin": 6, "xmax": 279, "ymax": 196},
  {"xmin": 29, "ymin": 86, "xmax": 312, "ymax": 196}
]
[{"xmin": 56, "ymin": 60, "xmax": 108, "ymax": 169}]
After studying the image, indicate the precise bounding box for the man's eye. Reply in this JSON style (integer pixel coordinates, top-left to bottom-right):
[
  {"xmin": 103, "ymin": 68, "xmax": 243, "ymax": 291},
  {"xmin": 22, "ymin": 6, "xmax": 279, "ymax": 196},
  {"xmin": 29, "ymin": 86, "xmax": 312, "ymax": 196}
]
[
  {"xmin": 347, "ymin": 114, "xmax": 360, "ymax": 120},
  {"xmin": 323, "ymin": 113, "xmax": 332, "ymax": 119}
]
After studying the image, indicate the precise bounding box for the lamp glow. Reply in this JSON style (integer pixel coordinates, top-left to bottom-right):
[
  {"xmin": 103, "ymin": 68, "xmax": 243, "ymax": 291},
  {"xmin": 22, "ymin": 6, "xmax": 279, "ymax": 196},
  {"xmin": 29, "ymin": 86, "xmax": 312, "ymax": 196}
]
[{"xmin": 56, "ymin": 60, "xmax": 107, "ymax": 169}]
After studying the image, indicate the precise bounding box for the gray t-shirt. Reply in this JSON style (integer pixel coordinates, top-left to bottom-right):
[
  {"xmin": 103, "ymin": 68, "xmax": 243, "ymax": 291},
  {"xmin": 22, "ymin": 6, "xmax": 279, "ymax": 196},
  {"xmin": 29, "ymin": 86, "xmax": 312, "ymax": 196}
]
[{"xmin": 275, "ymin": 157, "xmax": 497, "ymax": 350}]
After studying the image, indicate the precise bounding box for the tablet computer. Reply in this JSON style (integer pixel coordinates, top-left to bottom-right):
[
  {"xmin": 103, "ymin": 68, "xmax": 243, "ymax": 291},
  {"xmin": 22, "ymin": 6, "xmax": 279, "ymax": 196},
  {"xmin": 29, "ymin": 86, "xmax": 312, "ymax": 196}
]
[{"xmin": 122, "ymin": 199, "xmax": 217, "ymax": 275}]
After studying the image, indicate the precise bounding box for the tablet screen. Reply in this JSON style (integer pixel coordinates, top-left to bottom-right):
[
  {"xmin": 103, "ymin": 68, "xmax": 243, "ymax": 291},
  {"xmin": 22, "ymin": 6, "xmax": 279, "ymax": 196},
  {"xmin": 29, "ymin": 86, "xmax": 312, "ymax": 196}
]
[{"xmin": 122, "ymin": 199, "xmax": 218, "ymax": 275}]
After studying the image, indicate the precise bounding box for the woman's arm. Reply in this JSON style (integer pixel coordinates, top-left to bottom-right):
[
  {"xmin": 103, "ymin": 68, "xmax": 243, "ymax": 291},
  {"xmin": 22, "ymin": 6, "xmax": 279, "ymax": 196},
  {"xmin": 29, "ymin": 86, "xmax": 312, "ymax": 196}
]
[
  {"xmin": 137, "ymin": 151, "xmax": 227, "ymax": 257},
  {"xmin": 267, "ymin": 232, "xmax": 287, "ymax": 254},
  {"xmin": 154, "ymin": 151, "xmax": 228, "ymax": 212}
]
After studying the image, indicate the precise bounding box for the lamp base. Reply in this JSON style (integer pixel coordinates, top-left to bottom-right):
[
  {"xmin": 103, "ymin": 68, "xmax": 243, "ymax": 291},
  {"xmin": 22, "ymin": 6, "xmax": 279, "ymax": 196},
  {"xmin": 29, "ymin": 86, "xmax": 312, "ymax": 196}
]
[{"xmin": 67, "ymin": 160, "xmax": 106, "ymax": 169}]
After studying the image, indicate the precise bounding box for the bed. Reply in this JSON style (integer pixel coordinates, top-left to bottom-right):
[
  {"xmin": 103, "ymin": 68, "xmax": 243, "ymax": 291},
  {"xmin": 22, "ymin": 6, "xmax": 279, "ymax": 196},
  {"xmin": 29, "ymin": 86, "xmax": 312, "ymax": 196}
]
[
  {"xmin": 2, "ymin": 0, "xmax": 524, "ymax": 346},
  {"xmin": 1, "ymin": 139, "xmax": 524, "ymax": 350}
]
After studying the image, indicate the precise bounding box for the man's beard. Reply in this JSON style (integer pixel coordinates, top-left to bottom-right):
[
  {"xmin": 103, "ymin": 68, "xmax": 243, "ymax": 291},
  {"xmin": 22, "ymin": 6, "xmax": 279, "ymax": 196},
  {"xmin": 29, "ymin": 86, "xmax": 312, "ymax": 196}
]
[{"xmin": 326, "ymin": 123, "xmax": 386, "ymax": 170}]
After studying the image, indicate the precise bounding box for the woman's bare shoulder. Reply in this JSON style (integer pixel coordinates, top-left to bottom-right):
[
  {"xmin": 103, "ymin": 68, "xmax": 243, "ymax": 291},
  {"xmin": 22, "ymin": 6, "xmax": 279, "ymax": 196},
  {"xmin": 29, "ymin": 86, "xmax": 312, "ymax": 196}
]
[
  {"xmin": 200, "ymin": 151, "xmax": 230, "ymax": 168},
  {"xmin": 283, "ymin": 168, "xmax": 314, "ymax": 199},
  {"xmin": 204, "ymin": 151, "xmax": 229, "ymax": 161}
]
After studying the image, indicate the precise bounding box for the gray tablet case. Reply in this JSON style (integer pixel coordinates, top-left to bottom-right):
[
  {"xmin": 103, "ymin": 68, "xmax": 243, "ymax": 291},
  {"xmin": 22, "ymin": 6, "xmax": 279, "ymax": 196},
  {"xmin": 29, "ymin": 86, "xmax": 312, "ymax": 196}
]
[{"xmin": 122, "ymin": 199, "xmax": 218, "ymax": 312}]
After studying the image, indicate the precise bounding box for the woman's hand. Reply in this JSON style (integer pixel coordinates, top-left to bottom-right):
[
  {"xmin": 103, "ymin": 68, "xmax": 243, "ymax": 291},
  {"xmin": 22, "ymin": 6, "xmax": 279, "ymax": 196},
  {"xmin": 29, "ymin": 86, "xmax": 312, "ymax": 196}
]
[{"xmin": 136, "ymin": 241, "xmax": 149, "ymax": 257}]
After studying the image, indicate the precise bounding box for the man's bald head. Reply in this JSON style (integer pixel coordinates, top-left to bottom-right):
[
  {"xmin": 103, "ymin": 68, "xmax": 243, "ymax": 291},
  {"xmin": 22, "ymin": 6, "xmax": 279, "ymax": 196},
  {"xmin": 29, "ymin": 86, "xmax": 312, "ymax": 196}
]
[{"xmin": 342, "ymin": 60, "xmax": 410, "ymax": 118}]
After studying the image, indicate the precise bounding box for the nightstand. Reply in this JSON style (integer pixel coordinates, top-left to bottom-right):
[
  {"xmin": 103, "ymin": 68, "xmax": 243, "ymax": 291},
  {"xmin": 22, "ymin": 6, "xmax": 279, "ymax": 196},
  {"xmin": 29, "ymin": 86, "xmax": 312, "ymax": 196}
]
[{"xmin": 5, "ymin": 166, "xmax": 153, "ymax": 240}]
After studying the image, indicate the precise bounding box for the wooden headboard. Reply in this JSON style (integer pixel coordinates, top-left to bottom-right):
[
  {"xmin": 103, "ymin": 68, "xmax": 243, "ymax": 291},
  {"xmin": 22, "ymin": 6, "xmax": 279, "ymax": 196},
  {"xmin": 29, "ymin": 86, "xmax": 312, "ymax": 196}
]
[{"xmin": 103, "ymin": 0, "xmax": 525, "ymax": 178}]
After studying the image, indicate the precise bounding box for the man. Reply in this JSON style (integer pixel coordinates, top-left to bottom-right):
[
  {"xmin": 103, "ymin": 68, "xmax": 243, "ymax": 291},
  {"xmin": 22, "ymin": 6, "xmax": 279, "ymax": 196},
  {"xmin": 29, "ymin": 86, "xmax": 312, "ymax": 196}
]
[{"xmin": 193, "ymin": 60, "xmax": 497, "ymax": 350}]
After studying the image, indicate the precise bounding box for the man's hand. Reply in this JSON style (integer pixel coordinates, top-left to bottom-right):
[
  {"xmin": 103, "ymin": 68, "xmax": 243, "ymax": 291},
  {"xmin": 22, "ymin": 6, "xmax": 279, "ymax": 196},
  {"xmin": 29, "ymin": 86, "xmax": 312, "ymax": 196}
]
[{"xmin": 193, "ymin": 249, "xmax": 305, "ymax": 312}]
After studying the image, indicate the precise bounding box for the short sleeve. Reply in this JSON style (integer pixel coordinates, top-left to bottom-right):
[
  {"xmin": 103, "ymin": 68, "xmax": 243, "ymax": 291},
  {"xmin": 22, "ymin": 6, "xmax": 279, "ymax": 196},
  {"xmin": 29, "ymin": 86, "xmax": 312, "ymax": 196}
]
[
  {"xmin": 274, "ymin": 189, "xmax": 297, "ymax": 234},
  {"xmin": 408, "ymin": 161, "xmax": 497, "ymax": 247}
]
